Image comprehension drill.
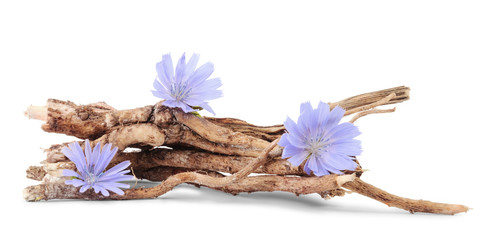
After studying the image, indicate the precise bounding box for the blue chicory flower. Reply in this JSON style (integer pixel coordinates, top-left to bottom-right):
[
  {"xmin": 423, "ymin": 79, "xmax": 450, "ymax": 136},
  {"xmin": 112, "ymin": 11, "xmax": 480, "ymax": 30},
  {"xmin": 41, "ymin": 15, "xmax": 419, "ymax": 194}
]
[
  {"xmin": 278, "ymin": 102, "xmax": 362, "ymax": 176},
  {"xmin": 152, "ymin": 53, "xmax": 222, "ymax": 115},
  {"xmin": 62, "ymin": 140, "xmax": 133, "ymax": 196}
]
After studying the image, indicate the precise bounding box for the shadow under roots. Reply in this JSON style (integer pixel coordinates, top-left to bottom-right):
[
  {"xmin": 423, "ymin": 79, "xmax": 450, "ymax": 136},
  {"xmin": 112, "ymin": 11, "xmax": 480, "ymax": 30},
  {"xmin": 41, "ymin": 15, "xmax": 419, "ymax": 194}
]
[{"xmin": 146, "ymin": 182, "xmax": 406, "ymax": 215}]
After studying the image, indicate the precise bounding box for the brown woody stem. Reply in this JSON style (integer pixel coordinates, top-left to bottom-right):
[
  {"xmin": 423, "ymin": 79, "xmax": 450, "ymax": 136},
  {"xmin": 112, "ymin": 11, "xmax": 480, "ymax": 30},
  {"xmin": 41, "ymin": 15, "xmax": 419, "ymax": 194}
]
[
  {"xmin": 344, "ymin": 93, "xmax": 396, "ymax": 116},
  {"xmin": 22, "ymin": 86, "xmax": 470, "ymax": 215},
  {"xmin": 343, "ymin": 178, "xmax": 469, "ymax": 215},
  {"xmin": 349, "ymin": 108, "xmax": 396, "ymax": 123},
  {"xmin": 24, "ymin": 174, "xmax": 354, "ymax": 201}
]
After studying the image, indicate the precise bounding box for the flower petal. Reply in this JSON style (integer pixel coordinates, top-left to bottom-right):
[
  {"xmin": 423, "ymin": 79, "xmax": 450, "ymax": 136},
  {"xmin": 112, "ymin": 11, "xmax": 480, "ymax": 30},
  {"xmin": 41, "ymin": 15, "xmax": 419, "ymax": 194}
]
[
  {"xmin": 324, "ymin": 106, "xmax": 345, "ymax": 130},
  {"xmin": 326, "ymin": 122, "xmax": 361, "ymax": 144},
  {"xmin": 155, "ymin": 64, "xmax": 172, "ymax": 91},
  {"xmin": 152, "ymin": 89, "xmax": 173, "ymax": 100},
  {"xmin": 183, "ymin": 53, "xmax": 200, "ymax": 81},
  {"xmin": 175, "ymin": 100, "xmax": 198, "ymax": 113},
  {"xmin": 98, "ymin": 174, "xmax": 134, "ymax": 183},
  {"xmin": 300, "ymin": 101, "xmax": 313, "ymax": 115},
  {"xmin": 65, "ymin": 179, "xmax": 85, "ymax": 187},
  {"xmin": 305, "ymin": 154, "xmax": 319, "ymax": 174},
  {"xmin": 163, "ymin": 100, "xmax": 195, "ymax": 113},
  {"xmin": 92, "ymin": 184, "xmax": 102, "ymax": 194},
  {"xmin": 278, "ymin": 133, "xmax": 290, "ymax": 147},
  {"xmin": 153, "ymin": 77, "xmax": 168, "ymax": 92},
  {"xmin": 100, "ymin": 188, "xmax": 109, "ymax": 197},
  {"xmin": 324, "ymin": 152, "xmax": 358, "ymax": 171},
  {"xmin": 286, "ymin": 133, "xmax": 307, "ymax": 149},
  {"xmin": 156, "ymin": 54, "xmax": 175, "ymax": 86},
  {"xmin": 89, "ymin": 142, "xmax": 101, "ymax": 171},
  {"xmin": 93, "ymin": 144, "xmax": 117, "ymax": 176},
  {"xmin": 316, "ymin": 155, "xmax": 341, "ymax": 175},
  {"xmin": 190, "ymin": 77, "xmax": 222, "ymax": 94},
  {"xmin": 79, "ymin": 184, "xmax": 90, "ymax": 193},
  {"xmin": 283, "ymin": 117, "xmax": 304, "ymax": 139},
  {"xmin": 63, "ymin": 142, "xmax": 89, "ymax": 175},
  {"xmin": 107, "ymin": 187, "xmax": 124, "ymax": 196},
  {"xmin": 328, "ymin": 139, "xmax": 362, "ymax": 156},
  {"xmin": 297, "ymin": 102, "xmax": 315, "ymax": 135},
  {"xmin": 62, "ymin": 147, "xmax": 85, "ymax": 174},
  {"xmin": 286, "ymin": 113, "xmax": 315, "ymax": 148},
  {"xmin": 84, "ymin": 140, "xmax": 92, "ymax": 169},
  {"xmin": 102, "ymin": 161, "xmax": 131, "ymax": 177},
  {"xmin": 62, "ymin": 169, "xmax": 80, "ymax": 178},
  {"xmin": 97, "ymin": 182, "xmax": 129, "ymax": 195},
  {"xmin": 281, "ymin": 143, "xmax": 304, "ymax": 159},
  {"xmin": 280, "ymin": 101, "xmax": 361, "ymax": 176},
  {"xmin": 287, "ymin": 150, "xmax": 308, "ymax": 167},
  {"xmin": 161, "ymin": 99, "xmax": 179, "ymax": 108},
  {"xmin": 198, "ymin": 102, "xmax": 216, "ymax": 115},
  {"xmin": 314, "ymin": 156, "xmax": 332, "ymax": 176},
  {"xmin": 102, "ymin": 186, "xmax": 125, "ymax": 196},
  {"xmin": 316, "ymin": 101, "xmax": 330, "ymax": 131},
  {"xmin": 303, "ymin": 159, "xmax": 312, "ymax": 175},
  {"xmin": 187, "ymin": 62, "xmax": 214, "ymax": 87},
  {"xmin": 153, "ymin": 53, "xmax": 221, "ymax": 114},
  {"xmin": 104, "ymin": 182, "xmax": 130, "ymax": 189},
  {"xmin": 186, "ymin": 78, "xmax": 223, "ymax": 102},
  {"xmin": 175, "ymin": 53, "xmax": 187, "ymax": 83}
]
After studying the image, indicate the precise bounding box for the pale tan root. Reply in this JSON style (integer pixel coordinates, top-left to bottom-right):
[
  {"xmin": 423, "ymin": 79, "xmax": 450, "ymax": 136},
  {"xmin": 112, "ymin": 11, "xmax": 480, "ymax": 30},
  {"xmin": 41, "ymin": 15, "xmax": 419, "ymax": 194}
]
[
  {"xmin": 343, "ymin": 178, "xmax": 469, "ymax": 215},
  {"xmin": 329, "ymin": 86, "xmax": 409, "ymax": 111},
  {"xmin": 349, "ymin": 108, "xmax": 396, "ymax": 123},
  {"xmin": 25, "ymin": 105, "xmax": 47, "ymax": 121},
  {"xmin": 27, "ymin": 87, "xmax": 410, "ymax": 142},
  {"xmin": 95, "ymin": 123, "xmax": 166, "ymax": 150},
  {"xmin": 23, "ymin": 174, "xmax": 352, "ymax": 201},
  {"xmin": 29, "ymin": 100, "xmax": 278, "ymax": 157},
  {"xmin": 22, "ymin": 86, "xmax": 471, "ymax": 216},
  {"xmin": 229, "ymin": 138, "xmax": 280, "ymax": 181},
  {"xmin": 173, "ymin": 110, "xmax": 281, "ymax": 156},
  {"xmin": 25, "ymin": 138, "xmax": 352, "ymax": 201},
  {"xmin": 344, "ymin": 93, "xmax": 396, "ymax": 116},
  {"xmin": 37, "ymin": 145, "xmax": 329, "ymax": 176}
]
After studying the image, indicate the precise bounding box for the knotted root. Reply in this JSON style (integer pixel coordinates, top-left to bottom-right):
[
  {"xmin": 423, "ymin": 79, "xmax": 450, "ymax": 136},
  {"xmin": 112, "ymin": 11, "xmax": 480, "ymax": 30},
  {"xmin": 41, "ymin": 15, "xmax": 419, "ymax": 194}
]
[
  {"xmin": 25, "ymin": 86, "xmax": 410, "ymax": 157},
  {"xmin": 24, "ymin": 137, "xmax": 354, "ymax": 200},
  {"xmin": 25, "ymin": 162, "xmax": 469, "ymax": 215},
  {"xmin": 204, "ymin": 117, "xmax": 285, "ymax": 141},
  {"xmin": 23, "ymin": 86, "xmax": 469, "ymax": 214},
  {"xmin": 23, "ymin": 174, "xmax": 354, "ymax": 201},
  {"xmin": 34, "ymin": 145, "xmax": 344, "ymax": 177}
]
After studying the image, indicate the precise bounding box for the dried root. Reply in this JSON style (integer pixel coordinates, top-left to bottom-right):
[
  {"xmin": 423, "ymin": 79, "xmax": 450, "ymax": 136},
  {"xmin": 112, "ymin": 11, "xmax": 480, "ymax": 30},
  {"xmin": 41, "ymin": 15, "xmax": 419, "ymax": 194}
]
[
  {"xmin": 343, "ymin": 179, "xmax": 469, "ymax": 215},
  {"xmin": 349, "ymin": 108, "xmax": 396, "ymax": 123},
  {"xmin": 23, "ymin": 86, "xmax": 469, "ymax": 215},
  {"xmin": 23, "ymin": 174, "xmax": 354, "ymax": 201}
]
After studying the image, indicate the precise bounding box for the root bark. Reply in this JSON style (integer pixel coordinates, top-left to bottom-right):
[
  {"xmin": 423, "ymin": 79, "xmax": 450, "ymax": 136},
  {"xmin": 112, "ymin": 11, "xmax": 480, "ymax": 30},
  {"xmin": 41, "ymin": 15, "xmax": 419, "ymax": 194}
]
[{"xmin": 23, "ymin": 86, "xmax": 469, "ymax": 215}]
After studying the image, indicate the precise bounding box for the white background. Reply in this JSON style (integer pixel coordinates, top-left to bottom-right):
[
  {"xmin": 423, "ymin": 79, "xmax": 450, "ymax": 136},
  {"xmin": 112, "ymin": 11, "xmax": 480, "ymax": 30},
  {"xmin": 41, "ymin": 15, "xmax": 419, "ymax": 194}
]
[{"xmin": 1, "ymin": 0, "xmax": 484, "ymax": 239}]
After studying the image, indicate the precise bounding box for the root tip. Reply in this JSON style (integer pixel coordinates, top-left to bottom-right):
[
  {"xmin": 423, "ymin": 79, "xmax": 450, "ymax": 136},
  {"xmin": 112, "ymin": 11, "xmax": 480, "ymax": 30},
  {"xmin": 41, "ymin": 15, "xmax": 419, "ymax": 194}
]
[{"xmin": 25, "ymin": 105, "xmax": 47, "ymax": 121}]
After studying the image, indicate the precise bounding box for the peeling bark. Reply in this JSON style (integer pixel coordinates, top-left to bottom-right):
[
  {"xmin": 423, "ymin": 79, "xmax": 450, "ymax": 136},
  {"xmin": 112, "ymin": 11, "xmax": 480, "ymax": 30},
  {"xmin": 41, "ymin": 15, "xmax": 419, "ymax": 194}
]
[
  {"xmin": 23, "ymin": 174, "xmax": 352, "ymax": 201},
  {"xmin": 23, "ymin": 86, "xmax": 469, "ymax": 215}
]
